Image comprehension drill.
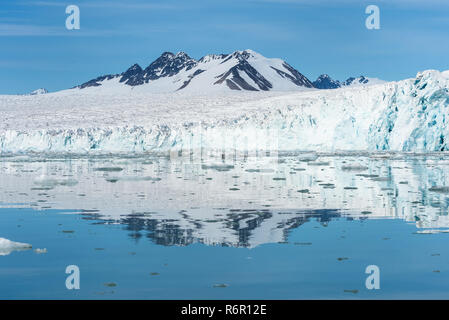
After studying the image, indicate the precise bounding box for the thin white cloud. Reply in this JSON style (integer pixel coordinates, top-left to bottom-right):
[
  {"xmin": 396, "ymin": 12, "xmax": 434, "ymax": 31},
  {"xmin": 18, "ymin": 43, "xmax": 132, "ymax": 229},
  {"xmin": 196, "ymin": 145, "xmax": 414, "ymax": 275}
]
[
  {"xmin": 248, "ymin": 0, "xmax": 449, "ymax": 6},
  {"xmin": 23, "ymin": 1, "xmax": 66, "ymax": 6},
  {"xmin": 0, "ymin": 22, "xmax": 183, "ymax": 37},
  {"xmin": 213, "ymin": 22, "xmax": 295, "ymax": 41},
  {"xmin": 0, "ymin": 23, "xmax": 121, "ymax": 36},
  {"xmin": 20, "ymin": 0, "xmax": 177, "ymax": 10},
  {"xmin": 0, "ymin": 23, "xmax": 64, "ymax": 36}
]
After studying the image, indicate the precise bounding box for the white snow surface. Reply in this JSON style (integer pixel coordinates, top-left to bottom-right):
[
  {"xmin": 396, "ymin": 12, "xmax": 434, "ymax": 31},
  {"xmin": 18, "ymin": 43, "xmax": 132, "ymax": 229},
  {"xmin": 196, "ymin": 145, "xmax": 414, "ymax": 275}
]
[
  {"xmin": 1, "ymin": 69, "xmax": 448, "ymax": 154},
  {"xmin": 0, "ymin": 238, "xmax": 32, "ymax": 256}
]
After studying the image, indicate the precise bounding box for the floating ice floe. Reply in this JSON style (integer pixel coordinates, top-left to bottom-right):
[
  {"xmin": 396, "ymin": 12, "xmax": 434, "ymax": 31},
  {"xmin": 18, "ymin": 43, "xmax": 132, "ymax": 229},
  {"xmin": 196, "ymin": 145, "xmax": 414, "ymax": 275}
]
[
  {"xmin": 33, "ymin": 177, "xmax": 78, "ymax": 188},
  {"xmin": 428, "ymin": 186, "xmax": 449, "ymax": 194},
  {"xmin": 341, "ymin": 164, "xmax": 369, "ymax": 171},
  {"xmin": 0, "ymin": 238, "xmax": 32, "ymax": 256},
  {"xmin": 415, "ymin": 229, "xmax": 449, "ymax": 234}
]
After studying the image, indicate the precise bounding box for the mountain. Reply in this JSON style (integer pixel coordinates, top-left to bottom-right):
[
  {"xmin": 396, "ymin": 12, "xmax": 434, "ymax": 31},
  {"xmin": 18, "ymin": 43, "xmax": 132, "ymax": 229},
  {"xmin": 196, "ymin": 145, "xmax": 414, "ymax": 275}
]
[
  {"xmin": 29, "ymin": 88, "xmax": 48, "ymax": 95},
  {"xmin": 75, "ymin": 50, "xmax": 314, "ymax": 93},
  {"xmin": 313, "ymin": 74, "xmax": 385, "ymax": 89},
  {"xmin": 312, "ymin": 74, "xmax": 341, "ymax": 89},
  {"xmin": 342, "ymin": 75, "xmax": 385, "ymax": 87}
]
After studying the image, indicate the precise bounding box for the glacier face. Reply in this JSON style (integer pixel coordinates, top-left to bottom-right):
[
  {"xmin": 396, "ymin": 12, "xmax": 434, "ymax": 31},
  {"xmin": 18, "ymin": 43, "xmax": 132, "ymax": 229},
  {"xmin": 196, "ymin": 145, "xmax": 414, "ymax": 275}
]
[
  {"xmin": 0, "ymin": 70, "xmax": 448, "ymax": 154},
  {"xmin": 366, "ymin": 70, "xmax": 449, "ymax": 151}
]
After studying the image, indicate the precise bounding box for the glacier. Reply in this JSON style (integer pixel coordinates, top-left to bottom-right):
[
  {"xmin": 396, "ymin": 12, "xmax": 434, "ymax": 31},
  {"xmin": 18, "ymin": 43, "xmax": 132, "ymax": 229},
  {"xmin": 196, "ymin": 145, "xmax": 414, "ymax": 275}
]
[{"xmin": 0, "ymin": 69, "xmax": 448, "ymax": 154}]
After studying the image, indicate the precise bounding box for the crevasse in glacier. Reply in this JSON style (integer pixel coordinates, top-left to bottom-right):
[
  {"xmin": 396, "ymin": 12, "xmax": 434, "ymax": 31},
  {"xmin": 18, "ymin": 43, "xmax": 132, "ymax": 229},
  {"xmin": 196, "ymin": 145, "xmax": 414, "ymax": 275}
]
[{"xmin": 0, "ymin": 70, "xmax": 448, "ymax": 154}]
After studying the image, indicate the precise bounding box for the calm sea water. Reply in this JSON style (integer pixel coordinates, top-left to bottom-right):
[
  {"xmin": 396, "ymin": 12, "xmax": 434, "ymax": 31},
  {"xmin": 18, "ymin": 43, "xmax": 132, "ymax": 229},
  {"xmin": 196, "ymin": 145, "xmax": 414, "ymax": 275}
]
[{"xmin": 1, "ymin": 153, "xmax": 449, "ymax": 299}]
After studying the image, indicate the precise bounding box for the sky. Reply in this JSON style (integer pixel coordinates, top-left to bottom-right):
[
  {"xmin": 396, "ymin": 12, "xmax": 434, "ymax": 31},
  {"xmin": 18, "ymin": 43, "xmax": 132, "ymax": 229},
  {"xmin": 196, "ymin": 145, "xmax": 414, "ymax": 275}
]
[{"xmin": 0, "ymin": 0, "xmax": 448, "ymax": 94}]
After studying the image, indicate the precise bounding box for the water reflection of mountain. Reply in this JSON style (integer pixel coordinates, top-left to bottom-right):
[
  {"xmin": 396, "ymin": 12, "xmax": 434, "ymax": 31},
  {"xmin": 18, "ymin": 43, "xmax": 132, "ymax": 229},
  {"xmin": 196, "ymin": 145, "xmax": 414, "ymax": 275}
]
[
  {"xmin": 2, "ymin": 154, "xmax": 449, "ymax": 247},
  {"xmin": 84, "ymin": 209, "xmax": 344, "ymax": 247}
]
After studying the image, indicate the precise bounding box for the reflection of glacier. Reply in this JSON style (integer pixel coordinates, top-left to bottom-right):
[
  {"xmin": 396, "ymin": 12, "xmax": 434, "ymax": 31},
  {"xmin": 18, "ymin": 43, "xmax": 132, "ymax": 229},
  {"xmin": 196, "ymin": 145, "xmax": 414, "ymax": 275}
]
[
  {"xmin": 0, "ymin": 70, "xmax": 449, "ymax": 154},
  {"xmin": 1, "ymin": 154, "xmax": 449, "ymax": 247}
]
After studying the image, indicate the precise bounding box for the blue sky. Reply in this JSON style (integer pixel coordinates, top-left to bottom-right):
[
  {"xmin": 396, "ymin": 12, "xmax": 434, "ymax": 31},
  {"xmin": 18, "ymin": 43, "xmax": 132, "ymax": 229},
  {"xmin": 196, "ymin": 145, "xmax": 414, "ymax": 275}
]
[{"xmin": 1, "ymin": 0, "xmax": 448, "ymax": 94}]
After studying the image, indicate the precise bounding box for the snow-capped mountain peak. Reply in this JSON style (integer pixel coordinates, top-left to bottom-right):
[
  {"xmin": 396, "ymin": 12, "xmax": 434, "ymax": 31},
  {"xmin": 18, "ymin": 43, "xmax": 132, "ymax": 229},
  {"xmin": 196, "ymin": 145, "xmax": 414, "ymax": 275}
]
[
  {"xmin": 142, "ymin": 51, "xmax": 197, "ymax": 81},
  {"xmin": 198, "ymin": 54, "xmax": 228, "ymax": 63},
  {"xmin": 29, "ymin": 88, "xmax": 48, "ymax": 95},
  {"xmin": 342, "ymin": 75, "xmax": 385, "ymax": 87},
  {"xmin": 312, "ymin": 74, "xmax": 341, "ymax": 89},
  {"xmin": 230, "ymin": 49, "xmax": 263, "ymax": 60},
  {"xmin": 313, "ymin": 74, "xmax": 385, "ymax": 89},
  {"xmin": 75, "ymin": 50, "xmax": 314, "ymax": 93},
  {"xmin": 120, "ymin": 63, "xmax": 144, "ymax": 86},
  {"xmin": 344, "ymin": 75, "xmax": 368, "ymax": 86}
]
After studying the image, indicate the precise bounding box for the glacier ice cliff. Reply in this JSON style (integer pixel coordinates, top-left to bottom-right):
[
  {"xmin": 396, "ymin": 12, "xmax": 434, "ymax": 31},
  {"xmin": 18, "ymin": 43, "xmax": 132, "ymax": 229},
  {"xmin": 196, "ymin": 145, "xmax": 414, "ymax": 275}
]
[{"xmin": 0, "ymin": 70, "xmax": 448, "ymax": 154}]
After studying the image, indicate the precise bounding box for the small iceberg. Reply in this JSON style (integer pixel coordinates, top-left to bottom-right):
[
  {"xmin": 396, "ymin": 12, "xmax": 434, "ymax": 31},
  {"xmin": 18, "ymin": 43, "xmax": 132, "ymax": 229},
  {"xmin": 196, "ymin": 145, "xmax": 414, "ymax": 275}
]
[
  {"xmin": 34, "ymin": 248, "xmax": 47, "ymax": 254},
  {"xmin": 0, "ymin": 238, "xmax": 32, "ymax": 256},
  {"xmin": 415, "ymin": 229, "xmax": 449, "ymax": 234},
  {"xmin": 341, "ymin": 164, "xmax": 368, "ymax": 171}
]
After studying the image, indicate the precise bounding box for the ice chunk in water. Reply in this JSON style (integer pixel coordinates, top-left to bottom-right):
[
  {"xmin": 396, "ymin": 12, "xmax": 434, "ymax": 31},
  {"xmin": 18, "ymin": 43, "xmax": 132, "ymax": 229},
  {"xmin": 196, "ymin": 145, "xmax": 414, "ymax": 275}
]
[{"xmin": 0, "ymin": 238, "xmax": 32, "ymax": 256}]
